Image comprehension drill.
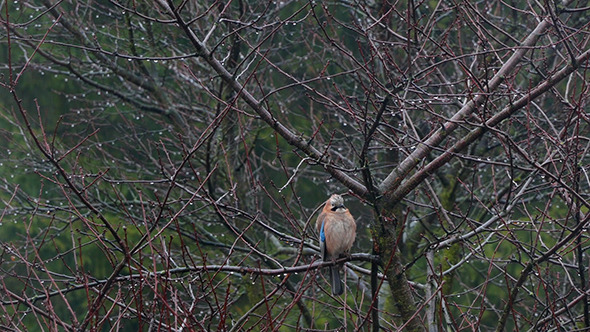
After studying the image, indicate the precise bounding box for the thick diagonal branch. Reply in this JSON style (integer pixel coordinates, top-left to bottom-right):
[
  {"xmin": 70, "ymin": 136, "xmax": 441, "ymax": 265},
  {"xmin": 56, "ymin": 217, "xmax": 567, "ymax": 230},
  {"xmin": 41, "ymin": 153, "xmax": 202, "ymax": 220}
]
[
  {"xmin": 388, "ymin": 47, "xmax": 590, "ymax": 206},
  {"xmin": 378, "ymin": 11, "xmax": 560, "ymax": 201}
]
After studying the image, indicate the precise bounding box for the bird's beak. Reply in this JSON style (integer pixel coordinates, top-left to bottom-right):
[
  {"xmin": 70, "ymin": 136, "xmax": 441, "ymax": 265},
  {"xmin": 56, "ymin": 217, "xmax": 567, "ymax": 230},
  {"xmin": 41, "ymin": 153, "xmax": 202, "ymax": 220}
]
[{"xmin": 331, "ymin": 204, "xmax": 345, "ymax": 211}]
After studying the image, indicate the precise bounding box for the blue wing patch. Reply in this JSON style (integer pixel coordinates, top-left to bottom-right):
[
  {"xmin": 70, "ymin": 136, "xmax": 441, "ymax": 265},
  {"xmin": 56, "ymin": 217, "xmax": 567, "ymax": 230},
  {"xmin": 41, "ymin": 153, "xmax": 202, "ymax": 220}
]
[{"xmin": 320, "ymin": 218, "xmax": 326, "ymax": 243}]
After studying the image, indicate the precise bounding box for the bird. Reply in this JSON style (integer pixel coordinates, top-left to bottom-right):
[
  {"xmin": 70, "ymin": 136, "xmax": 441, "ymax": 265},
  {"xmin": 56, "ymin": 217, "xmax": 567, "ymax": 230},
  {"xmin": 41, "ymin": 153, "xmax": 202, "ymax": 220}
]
[{"xmin": 316, "ymin": 194, "xmax": 356, "ymax": 295}]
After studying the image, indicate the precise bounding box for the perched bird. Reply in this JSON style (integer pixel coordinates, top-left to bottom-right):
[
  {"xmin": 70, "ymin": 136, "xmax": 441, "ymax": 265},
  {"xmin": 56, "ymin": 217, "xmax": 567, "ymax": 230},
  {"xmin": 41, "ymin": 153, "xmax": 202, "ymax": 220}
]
[{"xmin": 316, "ymin": 194, "xmax": 356, "ymax": 295}]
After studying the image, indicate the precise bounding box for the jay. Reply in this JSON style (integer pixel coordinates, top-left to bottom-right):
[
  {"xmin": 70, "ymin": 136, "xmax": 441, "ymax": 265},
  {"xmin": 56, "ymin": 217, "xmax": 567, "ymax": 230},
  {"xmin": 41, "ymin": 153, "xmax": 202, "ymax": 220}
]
[{"xmin": 315, "ymin": 194, "xmax": 356, "ymax": 295}]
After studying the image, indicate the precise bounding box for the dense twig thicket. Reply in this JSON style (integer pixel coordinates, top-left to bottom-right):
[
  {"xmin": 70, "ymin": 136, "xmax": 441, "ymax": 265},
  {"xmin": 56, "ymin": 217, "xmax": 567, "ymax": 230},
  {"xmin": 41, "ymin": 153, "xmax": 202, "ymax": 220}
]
[{"xmin": 1, "ymin": 1, "xmax": 590, "ymax": 331}]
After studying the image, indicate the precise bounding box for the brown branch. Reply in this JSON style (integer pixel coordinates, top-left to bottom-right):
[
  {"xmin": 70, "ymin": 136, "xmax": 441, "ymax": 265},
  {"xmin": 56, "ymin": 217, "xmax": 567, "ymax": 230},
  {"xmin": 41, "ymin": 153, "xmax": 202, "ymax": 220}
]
[
  {"xmin": 0, "ymin": 253, "xmax": 376, "ymax": 308},
  {"xmin": 3, "ymin": 289, "xmax": 73, "ymax": 331}
]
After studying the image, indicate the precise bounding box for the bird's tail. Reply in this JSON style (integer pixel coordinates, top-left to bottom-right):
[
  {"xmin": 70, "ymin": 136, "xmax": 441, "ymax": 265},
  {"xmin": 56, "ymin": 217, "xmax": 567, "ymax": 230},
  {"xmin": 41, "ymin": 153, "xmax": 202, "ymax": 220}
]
[{"xmin": 329, "ymin": 265, "xmax": 343, "ymax": 295}]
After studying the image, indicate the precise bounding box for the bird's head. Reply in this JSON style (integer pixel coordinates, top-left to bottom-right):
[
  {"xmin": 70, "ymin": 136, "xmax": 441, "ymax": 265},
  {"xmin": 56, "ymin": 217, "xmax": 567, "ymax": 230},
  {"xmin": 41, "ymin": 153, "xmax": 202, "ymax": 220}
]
[{"xmin": 328, "ymin": 194, "xmax": 346, "ymax": 211}]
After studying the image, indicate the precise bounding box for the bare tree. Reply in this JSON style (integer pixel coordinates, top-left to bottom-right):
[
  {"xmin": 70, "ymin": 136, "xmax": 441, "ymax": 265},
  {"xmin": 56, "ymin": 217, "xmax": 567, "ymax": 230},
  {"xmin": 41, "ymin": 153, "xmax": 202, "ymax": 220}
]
[{"xmin": 1, "ymin": 0, "xmax": 590, "ymax": 331}]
